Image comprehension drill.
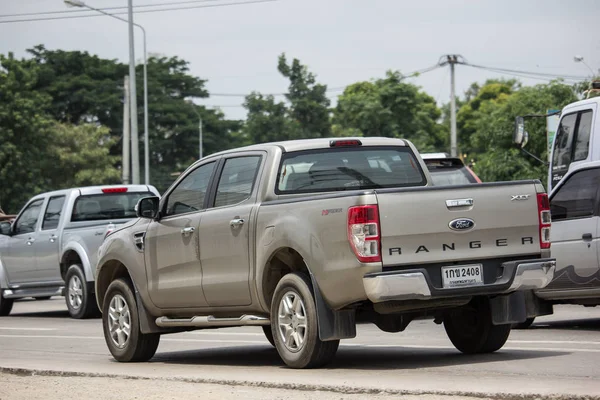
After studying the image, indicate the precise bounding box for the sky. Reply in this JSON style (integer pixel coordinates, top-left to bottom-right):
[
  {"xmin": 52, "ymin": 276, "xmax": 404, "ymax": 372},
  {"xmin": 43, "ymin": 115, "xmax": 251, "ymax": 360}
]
[{"xmin": 1, "ymin": 0, "xmax": 599, "ymax": 120}]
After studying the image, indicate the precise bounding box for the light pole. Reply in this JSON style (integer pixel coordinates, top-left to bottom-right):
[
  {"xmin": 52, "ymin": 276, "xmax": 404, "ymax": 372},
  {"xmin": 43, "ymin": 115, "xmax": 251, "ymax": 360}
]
[
  {"xmin": 190, "ymin": 104, "xmax": 203, "ymax": 160},
  {"xmin": 574, "ymin": 56, "xmax": 596, "ymax": 77},
  {"xmin": 64, "ymin": 0, "xmax": 149, "ymax": 185}
]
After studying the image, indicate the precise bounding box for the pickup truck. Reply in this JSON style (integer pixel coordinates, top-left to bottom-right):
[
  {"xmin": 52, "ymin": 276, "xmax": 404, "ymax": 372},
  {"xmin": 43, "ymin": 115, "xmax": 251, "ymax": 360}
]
[
  {"xmin": 0, "ymin": 185, "xmax": 159, "ymax": 318},
  {"xmin": 95, "ymin": 137, "xmax": 555, "ymax": 368}
]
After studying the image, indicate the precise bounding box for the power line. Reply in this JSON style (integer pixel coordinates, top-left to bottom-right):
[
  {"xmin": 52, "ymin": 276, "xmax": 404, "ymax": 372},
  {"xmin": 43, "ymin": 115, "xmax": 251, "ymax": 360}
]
[
  {"xmin": 0, "ymin": 0, "xmax": 277, "ymax": 24},
  {"xmin": 461, "ymin": 62, "xmax": 587, "ymax": 82},
  {"xmin": 0, "ymin": 0, "xmax": 224, "ymax": 18}
]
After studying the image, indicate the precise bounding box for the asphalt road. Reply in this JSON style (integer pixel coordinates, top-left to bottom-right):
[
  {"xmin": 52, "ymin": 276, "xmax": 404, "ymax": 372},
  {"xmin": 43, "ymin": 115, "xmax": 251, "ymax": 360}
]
[{"xmin": 0, "ymin": 298, "xmax": 599, "ymax": 399}]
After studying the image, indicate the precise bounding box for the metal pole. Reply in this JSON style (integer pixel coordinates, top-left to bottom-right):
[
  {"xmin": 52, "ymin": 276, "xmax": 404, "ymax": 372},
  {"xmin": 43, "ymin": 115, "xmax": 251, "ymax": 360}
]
[
  {"xmin": 449, "ymin": 56, "xmax": 457, "ymax": 158},
  {"xmin": 127, "ymin": 0, "xmax": 140, "ymax": 184},
  {"xmin": 122, "ymin": 75, "xmax": 130, "ymax": 184},
  {"xmin": 199, "ymin": 116, "xmax": 203, "ymax": 160},
  {"xmin": 141, "ymin": 27, "xmax": 149, "ymax": 184}
]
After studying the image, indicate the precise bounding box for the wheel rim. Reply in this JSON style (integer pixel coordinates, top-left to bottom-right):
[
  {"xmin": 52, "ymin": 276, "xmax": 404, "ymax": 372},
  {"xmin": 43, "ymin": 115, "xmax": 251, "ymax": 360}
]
[
  {"xmin": 277, "ymin": 291, "xmax": 307, "ymax": 352},
  {"xmin": 107, "ymin": 294, "xmax": 131, "ymax": 349},
  {"xmin": 68, "ymin": 275, "xmax": 83, "ymax": 310}
]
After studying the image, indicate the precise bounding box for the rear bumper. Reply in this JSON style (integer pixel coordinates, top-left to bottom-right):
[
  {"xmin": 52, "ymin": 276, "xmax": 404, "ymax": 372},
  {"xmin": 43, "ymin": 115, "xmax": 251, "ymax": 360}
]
[{"xmin": 363, "ymin": 258, "xmax": 556, "ymax": 303}]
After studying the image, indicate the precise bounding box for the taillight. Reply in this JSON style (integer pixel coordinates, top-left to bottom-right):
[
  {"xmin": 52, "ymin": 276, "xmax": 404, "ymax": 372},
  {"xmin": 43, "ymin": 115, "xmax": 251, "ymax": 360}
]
[
  {"xmin": 537, "ymin": 193, "xmax": 551, "ymax": 249},
  {"xmin": 348, "ymin": 205, "xmax": 381, "ymax": 263}
]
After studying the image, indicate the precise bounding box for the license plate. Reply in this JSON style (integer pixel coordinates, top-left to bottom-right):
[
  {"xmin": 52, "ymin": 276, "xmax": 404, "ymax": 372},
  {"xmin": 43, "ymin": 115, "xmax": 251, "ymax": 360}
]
[{"xmin": 441, "ymin": 264, "xmax": 483, "ymax": 288}]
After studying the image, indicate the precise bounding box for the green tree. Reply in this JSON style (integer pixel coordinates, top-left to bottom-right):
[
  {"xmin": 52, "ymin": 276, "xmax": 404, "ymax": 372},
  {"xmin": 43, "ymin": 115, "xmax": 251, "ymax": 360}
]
[
  {"xmin": 0, "ymin": 54, "xmax": 53, "ymax": 213},
  {"xmin": 334, "ymin": 71, "xmax": 445, "ymax": 151},
  {"xmin": 467, "ymin": 81, "xmax": 578, "ymax": 185}
]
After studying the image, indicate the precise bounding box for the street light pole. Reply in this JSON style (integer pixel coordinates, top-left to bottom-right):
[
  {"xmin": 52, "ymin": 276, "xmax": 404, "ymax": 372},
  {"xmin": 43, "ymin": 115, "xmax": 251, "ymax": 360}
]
[
  {"xmin": 574, "ymin": 56, "xmax": 596, "ymax": 77},
  {"xmin": 186, "ymin": 101, "xmax": 203, "ymax": 160},
  {"xmin": 63, "ymin": 0, "xmax": 149, "ymax": 184}
]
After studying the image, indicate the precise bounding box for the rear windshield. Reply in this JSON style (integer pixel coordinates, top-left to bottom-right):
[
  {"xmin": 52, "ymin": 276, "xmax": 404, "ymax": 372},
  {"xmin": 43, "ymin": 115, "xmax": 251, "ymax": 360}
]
[
  {"xmin": 276, "ymin": 146, "xmax": 425, "ymax": 194},
  {"xmin": 426, "ymin": 164, "xmax": 477, "ymax": 186},
  {"xmin": 71, "ymin": 192, "xmax": 153, "ymax": 222}
]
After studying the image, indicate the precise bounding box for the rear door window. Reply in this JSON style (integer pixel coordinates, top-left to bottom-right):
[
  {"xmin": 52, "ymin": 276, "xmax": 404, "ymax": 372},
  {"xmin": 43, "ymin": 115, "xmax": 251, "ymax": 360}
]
[{"xmin": 42, "ymin": 196, "xmax": 66, "ymax": 230}]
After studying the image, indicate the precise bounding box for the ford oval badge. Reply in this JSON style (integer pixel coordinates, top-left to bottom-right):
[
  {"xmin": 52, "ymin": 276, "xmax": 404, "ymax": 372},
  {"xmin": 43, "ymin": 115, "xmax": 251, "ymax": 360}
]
[{"xmin": 449, "ymin": 218, "xmax": 475, "ymax": 231}]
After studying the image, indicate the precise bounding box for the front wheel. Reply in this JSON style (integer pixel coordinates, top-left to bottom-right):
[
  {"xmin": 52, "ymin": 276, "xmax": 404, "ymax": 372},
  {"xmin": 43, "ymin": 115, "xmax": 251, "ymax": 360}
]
[
  {"xmin": 444, "ymin": 297, "xmax": 511, "ymax": 354},
  {"xmin": 102, "ymin": 278, "xmax": 160, "ymax": 362},
  {"xmin": 271, "ymin": 272, "xmax": 339, "ymax": 369},
  {"xmin": 65, "ymin": 265, "xmax": 99, "ymax": 319}
]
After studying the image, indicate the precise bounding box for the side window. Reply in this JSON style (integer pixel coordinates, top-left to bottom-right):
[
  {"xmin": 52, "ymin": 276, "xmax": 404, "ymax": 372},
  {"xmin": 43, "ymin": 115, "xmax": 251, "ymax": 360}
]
[
  {"xmin": 42, "ymin": 196, "xmax": 66, "ymax": 231},
  {"xmin": 14, "ymin": 199, "xmax": 44, "ymax": 235},
  {"xmin": 573, "ymin": 110, "xmax": 593, "ymax": 162},
  {"xmin": 550, "ymin": 168, "xmax": 600, "ymax": 221},
  {"xmin": 214, "ymin": 156, "xmax": 261, "ymax": 208},
  {"xmin": 165, "ymin": 162, "xmax": 215, "ymax": 216},
  {"xmin": 552, "ymin": 113, "xmax": 578, "ymax": 172}
]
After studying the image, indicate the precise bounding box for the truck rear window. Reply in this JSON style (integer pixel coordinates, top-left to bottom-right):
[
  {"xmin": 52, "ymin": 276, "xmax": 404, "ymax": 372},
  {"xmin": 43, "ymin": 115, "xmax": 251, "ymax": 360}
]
[
  {"xmin": 71, "ymin": 192, "xmax": 153, "ymax": 222},
  {"xmin": 276, "ymin": 147, "xmax": 425, "ymax": 194}
]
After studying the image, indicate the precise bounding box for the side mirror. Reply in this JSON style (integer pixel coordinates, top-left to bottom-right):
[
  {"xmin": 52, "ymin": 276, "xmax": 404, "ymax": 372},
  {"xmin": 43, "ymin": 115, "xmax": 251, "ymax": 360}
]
[
  {"xmin": 513, "ymin": 116, "xmax": 527, "ymax": 148},
  {"xmin": 0, "ymin": 221, "xmax": 12, "ymax": 236},
  {"xmin": 136, "ymin": 196, "xmax": 160, "ymax": 219}
]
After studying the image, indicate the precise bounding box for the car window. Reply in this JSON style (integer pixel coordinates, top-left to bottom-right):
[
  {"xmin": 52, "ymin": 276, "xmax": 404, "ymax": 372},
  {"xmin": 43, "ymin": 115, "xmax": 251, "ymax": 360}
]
[
  {"xmin": 277, "ymin": 147, "xmax": 424, "ymax": 194},
  {"xmin": 552, "ymin": 113, "xmax": 578, "ymax": 175},
  {"xmin": 165, "ymin": 161, "xmax": 216, "ymax": 216},
  {"xmin": 573, "ymin": 110, "xmax": 593, "ymax": 162},
  {"xmin": 429, "ymin": 167, "xmax": 476, "ymax": 185},
  {"xmin": 214, "ymin": 156, "xmax": 261, "ymax": 208},
  {"xmin": 550, "ymin": 168, "xmax": 600, "ymax": 221},
  {"xmin": 14, "ymin": 199, "xmax": 44, "ymax": 235},
  {"xmin": 42, "ymin": 196, "xmax": 66, "ymax": 230},
  {"xmin": 71, "ymin": 192, "xmax": 153, "ymax": 222}
]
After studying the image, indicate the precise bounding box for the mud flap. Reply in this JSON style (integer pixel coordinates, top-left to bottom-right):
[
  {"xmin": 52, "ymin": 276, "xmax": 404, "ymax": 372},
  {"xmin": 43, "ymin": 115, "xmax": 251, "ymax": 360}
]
[
  {"xmin": 489, "ymin": 291, "xmax": 527, "ymax": 325},
  {"xmin": 132, "ymin": 281, "xmax": 164, "ymax": 334},
  {"xmin": 309, "ymin": 273, "xmax": 356, "ymax": 341}
]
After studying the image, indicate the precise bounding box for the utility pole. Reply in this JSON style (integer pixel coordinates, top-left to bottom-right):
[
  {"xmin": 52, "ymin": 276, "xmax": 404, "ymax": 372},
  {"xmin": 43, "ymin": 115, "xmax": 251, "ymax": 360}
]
[
  {"xmin": 439, "ymin": 55, "xmax": 465, "ymax": 157},
  {"xmin": 127, "ymin": 0, "xmax": 140, "ymax": 184},
  {"xmin": 199, "ymin": 116, "xmax": 203, "ymax": 160},
  {"xmin": 122, "ymin": 75, "xmax": 131, "ymax": 184}
]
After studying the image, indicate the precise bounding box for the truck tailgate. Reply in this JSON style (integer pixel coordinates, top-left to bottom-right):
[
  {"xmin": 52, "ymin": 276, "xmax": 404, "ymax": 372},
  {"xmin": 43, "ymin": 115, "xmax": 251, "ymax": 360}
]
[{"xmin": 377, "ymin": 181, "xmax": 543, "ymax": 267}]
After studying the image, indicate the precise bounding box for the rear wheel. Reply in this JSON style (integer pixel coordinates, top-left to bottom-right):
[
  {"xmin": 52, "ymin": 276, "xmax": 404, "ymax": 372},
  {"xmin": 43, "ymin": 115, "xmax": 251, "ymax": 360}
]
[
  {"xmin": 271, "ymin": 272, "xmax": 339, "ymax": 368},
  {"xmin": 65, "ymin": 265, "xmax": 99, "ymax": 319},
  {"xmin": 444, "ymin": 297, "xmax": 511, "ymax": 354},
  {"xmin": 0, "ymin": 293, "xmax": 14, "ymax": 316},
  {"xmin": 102, "ymin": 278, "xmax": 160, "ymax": 362}
]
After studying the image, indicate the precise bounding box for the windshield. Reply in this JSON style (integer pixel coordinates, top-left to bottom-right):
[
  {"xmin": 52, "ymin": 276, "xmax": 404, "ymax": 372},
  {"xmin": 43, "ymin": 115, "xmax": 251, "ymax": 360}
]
[
  {"xmin": 71, "ymin": 192, "xmax": 153, "ymax": 222},
  {"xmin": 428, "ymin": 167, "xmax": 477, "ymax": 186},
  {"xmin": 276, "ymin": 146, "xmax": 425, "ymax": 194}
]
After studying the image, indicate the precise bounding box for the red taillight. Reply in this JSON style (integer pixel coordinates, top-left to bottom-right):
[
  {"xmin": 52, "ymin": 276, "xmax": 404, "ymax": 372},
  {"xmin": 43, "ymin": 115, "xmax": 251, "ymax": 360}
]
[
  {"xmin": 102, "ymin": 187, "xmax": 128, "ymax": 193},
  {"xmin": 348, "ymin": 205, "xmax": 381, "ymax": 263},
  {"xmin": 537, "ymin": 193, "xmax": 551, "ymax": 249}
]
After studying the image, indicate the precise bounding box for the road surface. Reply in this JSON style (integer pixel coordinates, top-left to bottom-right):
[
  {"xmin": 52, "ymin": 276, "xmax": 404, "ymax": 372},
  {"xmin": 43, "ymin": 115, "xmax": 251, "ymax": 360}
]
[{"xmin": 0, "ymin": 298, "xmax": 599, "ymax": 399}]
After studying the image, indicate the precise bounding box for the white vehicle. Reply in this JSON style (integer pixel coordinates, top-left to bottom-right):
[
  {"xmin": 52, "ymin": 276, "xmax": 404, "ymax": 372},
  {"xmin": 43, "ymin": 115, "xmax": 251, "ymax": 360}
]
[{"xmin": 514, "ymin": 93, "xmax": 600, "ymax": 327}]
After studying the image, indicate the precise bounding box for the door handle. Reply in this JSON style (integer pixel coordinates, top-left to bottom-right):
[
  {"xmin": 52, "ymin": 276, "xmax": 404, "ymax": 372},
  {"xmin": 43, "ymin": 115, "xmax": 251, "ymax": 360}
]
[
  {"xmin": 582, "ymin": 233, "xmax": 593, "ymax": 241},
  {"xmin": 49, "ymin": 235, "xmax": 58, "ymax": 243},
  {"xmin": 27, "ymin": 238, "xmax": 35, "ymax": 246},
  {"xmin": 181, "ymin": 227, "xmax": 195, "ymax": 236},
  {"xmin": 229, "ymin": 218, "xmax": 245, "ymax": 228}
]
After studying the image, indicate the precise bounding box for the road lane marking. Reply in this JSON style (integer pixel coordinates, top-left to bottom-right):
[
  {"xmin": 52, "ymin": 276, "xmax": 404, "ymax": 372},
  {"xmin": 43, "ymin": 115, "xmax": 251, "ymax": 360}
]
[
  {"xmin": 508, "ymin": 340, "xmax": 600, "ymax": 345},
  {"xmin": 0, "ymin": 328, "xmax": 57, "ymax": 331},
  {"xmin": 1, "ymin": 335, "xmax": 600, "ymax": 353}
]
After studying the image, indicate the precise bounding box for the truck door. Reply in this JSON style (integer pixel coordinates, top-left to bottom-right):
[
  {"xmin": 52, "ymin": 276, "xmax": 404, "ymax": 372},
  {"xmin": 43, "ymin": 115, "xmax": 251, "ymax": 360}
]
[
  {"xmin": 145, "ymin": 160, "xmax": 217, "ymax": 309},
  {"xmin": 1, "ymin": 199, "xmax": 45, "ymax": 284},
  {"xmin": 199, "ymin": 154, "xmax": 263, "ymax": 307},
  {"xmin": 548, "ymin": 167, "xmax": 600, "ymax": 291},
  {"xmin": 35, "ymin": 196, "xmax": 66, "ymax": 282}
]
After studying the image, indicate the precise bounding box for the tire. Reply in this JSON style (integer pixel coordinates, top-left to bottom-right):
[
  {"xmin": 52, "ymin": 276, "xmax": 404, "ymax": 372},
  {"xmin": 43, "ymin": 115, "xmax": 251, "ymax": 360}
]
[
  {"xmin": 65, "ymin": 265, "xmax": 99, "ymax": 319},
  {"xmin": 262, "ymin": 325, "xmax": 275, "ymax": 347},
  {"xmin": 270, "ymin": 272, "xmax": 339, "ymax": 369},
  {"xmin": 513, "ymin": 317, "xmax": 535, "ymax": 329},
  {"xmin": 0, "ymin": 293, "xmax": 14, "ymax": 316},
  {"xmin": 102, "ymin": 278, "xmax": 160, "ymax": 362},
  {"xmin": 444, "ymin": 297, "xmax": 511, "ymax": 354},
  {"xmin": 35, "ymin": 296, "xmax": 52, "ymax": 301}
]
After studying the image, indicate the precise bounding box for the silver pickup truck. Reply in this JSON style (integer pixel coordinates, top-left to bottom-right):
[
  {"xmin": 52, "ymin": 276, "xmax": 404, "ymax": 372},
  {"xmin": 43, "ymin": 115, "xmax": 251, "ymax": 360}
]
[
  {"xmin": 95, "ymin": 138, "xmax": 555, "ymax": 368},
  {"xmin": 0, "ymin": 185, "xmax": 159, "ymax": 318}
]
